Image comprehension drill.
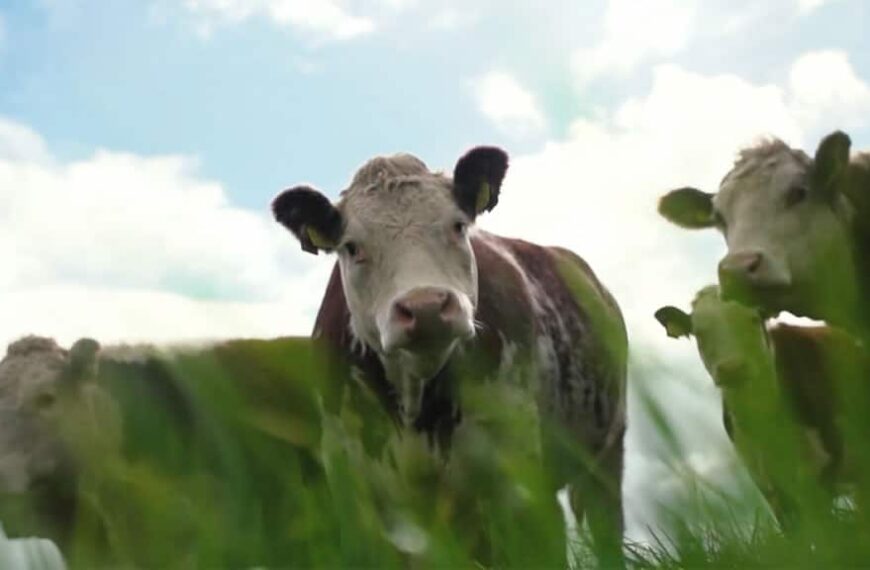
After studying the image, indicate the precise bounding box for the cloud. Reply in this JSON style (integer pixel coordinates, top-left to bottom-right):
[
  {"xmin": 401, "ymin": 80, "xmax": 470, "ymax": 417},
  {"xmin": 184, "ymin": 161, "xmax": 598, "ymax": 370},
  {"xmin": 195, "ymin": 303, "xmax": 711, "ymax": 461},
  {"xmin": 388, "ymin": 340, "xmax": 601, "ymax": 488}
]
[
  {"xmin": 796, "ymin": 0, "xmax": 833, "ymax": 14},
  {"xmin": 183, "ymin": 0, "xmax": 377, "ymax": 41},
  {"xmin": 470, "ymin": 71, "xmax": 546, "ymax": 137},
  {"xmin": 0, "ymin": 118, "xmax": 52, "ymax": 164},
  {"xmin": 476, "ymin": 52, "xmax": 870, "ymax": 540},
  {"xmin": 0, "ymin": 115, "xmax": 333, "ymax": 350},
  {"xmin": 428, "ymin": 5, "xmax": 479, "ymax": 30},
  {"xmin": 789, "ymin": 50, "xmax": 870, "ymax": 133},
  {"xmin": 572, "ymin": 0, "xmax": 697, "ymax": 88}
]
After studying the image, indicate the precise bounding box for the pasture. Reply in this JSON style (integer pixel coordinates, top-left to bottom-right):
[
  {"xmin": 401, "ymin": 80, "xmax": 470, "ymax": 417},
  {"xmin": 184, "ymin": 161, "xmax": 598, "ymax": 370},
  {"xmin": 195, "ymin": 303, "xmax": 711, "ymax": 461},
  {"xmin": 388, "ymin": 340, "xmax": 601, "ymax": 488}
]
[
  {"xmin": 2, "ymin": 322, "xmax": 870, "ymax": 568},
  {"xmin": 3, "ymin": 1, "xmax": 870, "ymax": 569}
]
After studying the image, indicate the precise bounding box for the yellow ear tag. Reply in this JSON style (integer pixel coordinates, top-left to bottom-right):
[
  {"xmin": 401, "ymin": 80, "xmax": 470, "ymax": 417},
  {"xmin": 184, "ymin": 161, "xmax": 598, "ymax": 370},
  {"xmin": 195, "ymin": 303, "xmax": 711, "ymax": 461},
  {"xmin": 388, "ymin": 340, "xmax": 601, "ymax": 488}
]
[
  {"xmin": 475, "ymin": 181, "xmax": 491, "ymax": 214},
  {"xmin": 305, "ymin": 226, "xmax": 335, "ymax": 250},
  {"xmin": 665, "ymin": 322, "xmax": 684, "ymax": 339}
]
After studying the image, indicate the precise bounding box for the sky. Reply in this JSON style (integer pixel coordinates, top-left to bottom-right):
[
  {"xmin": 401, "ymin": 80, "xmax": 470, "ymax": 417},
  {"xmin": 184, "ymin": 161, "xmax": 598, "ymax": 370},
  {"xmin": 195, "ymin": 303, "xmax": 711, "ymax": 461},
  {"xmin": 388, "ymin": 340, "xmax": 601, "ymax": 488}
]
[{"xmin": 2, "ymin": 0, "xmax": 870, "ymax": 542}]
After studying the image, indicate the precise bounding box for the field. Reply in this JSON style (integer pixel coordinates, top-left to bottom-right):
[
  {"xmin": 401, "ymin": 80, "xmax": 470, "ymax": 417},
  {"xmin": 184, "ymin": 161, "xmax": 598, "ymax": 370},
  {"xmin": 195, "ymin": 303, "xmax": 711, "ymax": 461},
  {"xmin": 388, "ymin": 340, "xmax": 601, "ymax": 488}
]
[{"xmin": 3, "ymin": 335, "xmax": 869, "ymax": 569}]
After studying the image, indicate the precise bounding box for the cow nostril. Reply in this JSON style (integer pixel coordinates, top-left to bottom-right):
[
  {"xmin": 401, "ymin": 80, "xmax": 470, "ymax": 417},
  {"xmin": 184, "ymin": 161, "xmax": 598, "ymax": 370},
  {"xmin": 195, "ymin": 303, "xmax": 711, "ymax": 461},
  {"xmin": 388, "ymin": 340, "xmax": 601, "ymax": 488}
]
[
  {"xmin": 746, "ymin": 254, "xmax": 762, "ymax": 274},
  {"xmin": 720, "ymin": 252, "xmax": 765, "ymax": 277},
  {"xmin": 440, "ymin": 292, "xmax": 459, "ymax": 318},
  {"xmin": 394, "ymin": 302, "xmax": 415, "ymax": 325}
]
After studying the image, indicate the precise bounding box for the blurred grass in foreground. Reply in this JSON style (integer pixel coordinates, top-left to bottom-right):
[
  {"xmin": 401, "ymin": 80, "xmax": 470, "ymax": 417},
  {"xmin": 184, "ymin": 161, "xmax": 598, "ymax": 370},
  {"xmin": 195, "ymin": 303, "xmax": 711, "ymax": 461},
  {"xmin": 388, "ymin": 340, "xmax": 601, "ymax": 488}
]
[
  {"xmin": 4, "ymin": 336, "xmax": 870, "ymax": 568},
  {"xmin": 627, "ymin": 347, "xmax": 870, "ymax": 570}
]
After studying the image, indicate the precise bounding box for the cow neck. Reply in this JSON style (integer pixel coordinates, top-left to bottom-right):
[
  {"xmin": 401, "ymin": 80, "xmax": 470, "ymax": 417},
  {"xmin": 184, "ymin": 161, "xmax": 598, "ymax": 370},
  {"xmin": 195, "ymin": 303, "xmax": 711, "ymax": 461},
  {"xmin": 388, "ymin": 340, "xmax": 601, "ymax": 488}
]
[{"xmin": 312, "ymin": 263, "xmax": 463, "ymax": 443}]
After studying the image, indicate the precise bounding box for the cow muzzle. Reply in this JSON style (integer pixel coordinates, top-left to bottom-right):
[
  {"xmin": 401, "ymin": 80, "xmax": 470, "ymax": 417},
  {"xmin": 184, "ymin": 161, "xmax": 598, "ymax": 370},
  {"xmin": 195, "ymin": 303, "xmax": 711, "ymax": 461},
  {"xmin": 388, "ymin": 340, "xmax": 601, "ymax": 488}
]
[
  {"xmin": 382, "ymin": 287, "xmax": 473, "ymax": 353},
  {"xmin": 718, "ymin": 250, "xmax": 791, "ymax": 306}
]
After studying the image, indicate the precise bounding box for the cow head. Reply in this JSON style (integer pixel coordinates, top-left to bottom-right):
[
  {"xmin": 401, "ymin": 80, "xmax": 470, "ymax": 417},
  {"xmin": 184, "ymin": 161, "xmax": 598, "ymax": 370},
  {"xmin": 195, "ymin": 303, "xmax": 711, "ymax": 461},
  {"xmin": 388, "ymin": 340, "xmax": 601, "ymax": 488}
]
[
  {"xmin": 655, "ymin": 286, "xmax": 773, "ymax": 388},
  {"xmin": 658, "ymin": 132, "xmax": 860, "ymax": 326},
  {"xmin": 0, "ymin": 336, "xmax": 118, "ymax": 505},
  {"xmin": 273, "ymin": 147, "xmax": 508, "ymax": 419}
]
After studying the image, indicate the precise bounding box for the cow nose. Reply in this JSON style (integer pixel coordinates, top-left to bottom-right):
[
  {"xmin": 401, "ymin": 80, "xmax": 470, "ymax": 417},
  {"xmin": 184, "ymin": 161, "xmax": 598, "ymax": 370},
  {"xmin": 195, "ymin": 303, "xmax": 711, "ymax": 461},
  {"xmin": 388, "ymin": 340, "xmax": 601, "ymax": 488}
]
[
  {"xmin": 719, "ymin": 251, "xmax": 763, "ymax": 278},
  {"xmin": 391, "ymin": 287, "xmax": 461, "ymax": 336}
]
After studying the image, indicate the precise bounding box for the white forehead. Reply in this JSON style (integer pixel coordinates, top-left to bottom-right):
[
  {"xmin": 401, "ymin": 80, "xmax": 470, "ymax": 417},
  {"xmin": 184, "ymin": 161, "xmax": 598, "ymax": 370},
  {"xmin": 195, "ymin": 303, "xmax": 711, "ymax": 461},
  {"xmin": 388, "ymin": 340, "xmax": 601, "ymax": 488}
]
[
  {"xmin": 715, "ymin": 140, "xmax": 811, "ymax": 209},
  {"xmin": 338, "ymin": 154, "xmax": 461, "ymax": 234}
]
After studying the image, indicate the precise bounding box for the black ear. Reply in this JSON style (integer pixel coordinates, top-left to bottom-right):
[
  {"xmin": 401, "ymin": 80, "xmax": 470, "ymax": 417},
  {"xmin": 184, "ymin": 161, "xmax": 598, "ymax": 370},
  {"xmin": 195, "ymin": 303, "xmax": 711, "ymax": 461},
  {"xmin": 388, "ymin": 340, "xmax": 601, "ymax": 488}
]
[
  {"xmin": 654, "ymin": 306, "xmax": 694, "ymax": 339},
  {"xmin": 66, "ymin": 338, "xmax": 100, "ymax": 383},
  {"xmin": 272, "ymin": 186, "xmax": 344, "ymax": 254},
  {"xmin": 812, "ymin": 130, "xmax": 851, "ymax": 201},
  {"xmin": 843, "ymin": 157, "xmax": 870, "ymax": 233},
  {"xmin": 453, "ymin": 146, "xmax": 509, "ymax": 218},
  {"xmin": 658, "ymin": 187, "xmax": 716, "ymax": 229}
]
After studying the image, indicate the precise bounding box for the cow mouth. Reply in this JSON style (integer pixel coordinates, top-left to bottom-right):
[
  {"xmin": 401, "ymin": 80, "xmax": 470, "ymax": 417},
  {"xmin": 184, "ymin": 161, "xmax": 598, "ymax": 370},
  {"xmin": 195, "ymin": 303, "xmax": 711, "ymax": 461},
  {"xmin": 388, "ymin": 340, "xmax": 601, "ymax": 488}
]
[
  {"xmin": 718, "ymin": 281, "xmax": 789, "ymax": 318},
  {"xmin": 380, "ymin": 318, "xmax": 475, "ymax": 356}
]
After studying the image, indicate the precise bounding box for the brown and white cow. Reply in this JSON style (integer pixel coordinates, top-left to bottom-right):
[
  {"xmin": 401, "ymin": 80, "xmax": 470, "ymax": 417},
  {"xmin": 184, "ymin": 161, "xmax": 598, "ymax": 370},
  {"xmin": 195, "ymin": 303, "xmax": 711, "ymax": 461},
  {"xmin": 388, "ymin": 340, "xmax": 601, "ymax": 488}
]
[
  {"xmin": 658, "ymin": 131, "xmax": 870, "ymax": 338},
  {"xmin": 656, "ymin": 287, "xmax": 870, "ymax": 528},
  {"xmin": 272, "ymin": 147, "xmax": 628, "ymax": 565}
]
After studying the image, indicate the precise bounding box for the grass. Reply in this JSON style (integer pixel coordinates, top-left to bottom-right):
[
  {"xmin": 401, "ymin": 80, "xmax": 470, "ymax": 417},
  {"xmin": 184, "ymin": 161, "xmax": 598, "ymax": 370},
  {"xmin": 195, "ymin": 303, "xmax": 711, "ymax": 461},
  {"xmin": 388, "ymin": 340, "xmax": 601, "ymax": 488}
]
[{"xmin": 4, "ymin": 334, "xmax": 870, "ymax": 568}]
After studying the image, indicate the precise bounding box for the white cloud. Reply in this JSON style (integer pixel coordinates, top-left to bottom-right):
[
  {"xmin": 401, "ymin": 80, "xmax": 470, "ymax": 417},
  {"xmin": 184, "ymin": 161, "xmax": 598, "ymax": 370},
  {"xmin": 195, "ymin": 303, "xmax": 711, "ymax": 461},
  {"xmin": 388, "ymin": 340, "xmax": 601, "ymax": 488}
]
[
  {"xmin": 796, "ymin": 0, "xmax": 832, "ymax": 14},
  {"xmin": 572, "ymin": 0, "xmax": 697, "ymax": 88},
  {"xmin": 183, "ymin": 0, "xmax": 376, "ymax": 41},
  {"xmin": 0, "ymin": 118, "xmax": 52, "ymax": 164},
  {"xmin": 476, "ymin": 52, "xmax": 870, "ymax": 540},
  {"xmin": 789, "ymin": 50, "xmax": 870, "ymax": 133},
  {"xmin": 428, "ymin": 6, "xmax": 479, "ymax": 30},
  {"xmin": 0, "ymin": 115, "xmax": 333, "ymax": 350},
  {"xmin": 470, "ymin": 71, "xmax": 546, "ymax": 137}
]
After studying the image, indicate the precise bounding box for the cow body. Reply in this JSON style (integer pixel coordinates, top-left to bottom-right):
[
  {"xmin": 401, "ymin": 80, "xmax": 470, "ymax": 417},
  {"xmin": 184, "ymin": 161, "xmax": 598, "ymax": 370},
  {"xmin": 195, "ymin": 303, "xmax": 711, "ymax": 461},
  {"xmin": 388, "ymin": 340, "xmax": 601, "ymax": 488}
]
[
  {"xmin": 656, "ymin": 288, "xmax": 870, "ymax": 528},
  {"xmin": 273, "ymin": 147, "xmax": 628, "ymax": 565},
  {"xmin": 0, "ymin": 336, "xmax": 326, "ymax": 567}
]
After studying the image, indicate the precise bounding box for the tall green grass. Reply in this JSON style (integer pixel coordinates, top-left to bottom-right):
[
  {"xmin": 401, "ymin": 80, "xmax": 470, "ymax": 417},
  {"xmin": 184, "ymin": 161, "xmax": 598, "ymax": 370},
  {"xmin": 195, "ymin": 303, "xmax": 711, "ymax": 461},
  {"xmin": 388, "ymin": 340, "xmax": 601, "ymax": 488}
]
[{"xmin": 5, "ymin": 334, "xmax": 870, "ymax": 568}]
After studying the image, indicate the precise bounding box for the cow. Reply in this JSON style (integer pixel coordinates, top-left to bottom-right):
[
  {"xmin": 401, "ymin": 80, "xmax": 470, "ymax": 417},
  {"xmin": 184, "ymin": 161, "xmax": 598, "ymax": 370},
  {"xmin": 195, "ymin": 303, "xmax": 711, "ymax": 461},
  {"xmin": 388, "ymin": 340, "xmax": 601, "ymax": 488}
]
[
  {"xmin": 271, "ymin": 146, "xmax": 628, "ymax": 566},
  {"xmin": 0, "ymin": 335, "xmax": 326, "ymax": 567},
  {"xmin": 655, "ymin": 287, "xmax": 870, "ymax": 529},
  {"xmin": 658, "ymin": 131, "xmax": 870, "ymax": 339}
]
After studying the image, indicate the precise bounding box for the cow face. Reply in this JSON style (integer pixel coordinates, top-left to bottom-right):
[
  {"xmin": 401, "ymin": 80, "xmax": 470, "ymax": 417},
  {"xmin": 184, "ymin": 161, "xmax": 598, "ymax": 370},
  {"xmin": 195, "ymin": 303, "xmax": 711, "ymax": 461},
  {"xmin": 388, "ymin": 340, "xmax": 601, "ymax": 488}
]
[
  {"xmin": 274, "ymin": 147, "xmax": 508, "ymax": 419},
  {"xmin": 659, "ymin": 132, "xmax": 859, "ymax": 324},
  {"xmin": 655, "ymin": 286, "xmax": 772, "ymax": 388},
  {"xmin": 0, "ymin": 337, "xmax": 109, "ymax": 498}
]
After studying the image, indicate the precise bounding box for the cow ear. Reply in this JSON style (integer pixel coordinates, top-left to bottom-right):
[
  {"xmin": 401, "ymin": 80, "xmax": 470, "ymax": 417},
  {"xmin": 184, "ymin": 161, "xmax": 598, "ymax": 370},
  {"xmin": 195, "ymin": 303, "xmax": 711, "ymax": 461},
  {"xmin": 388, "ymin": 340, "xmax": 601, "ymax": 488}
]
[
  {"xmin": 812, "ymin": 130, "xmax": 851, "ymax": 201},
  {"xmin": 453, "ymin": 146, "xmax": 509, "ymax": 218},
  {"xmin": 654, "ymin": 306, "xmax": 694, "ymax": 339},
  {"xmin": 658, "ymin": 187, "xmax": 716, "ymax": 229},
  {"xmin": 272, "ymin": 186, "xmax": 344, "ymax": 255},
  {"xmin": 65, "ymin": 338, "xmax": 100, "ymax": 384},
  {"xmin": 843, "ymin": 158, "xmax": 870, "ymax": 232}
]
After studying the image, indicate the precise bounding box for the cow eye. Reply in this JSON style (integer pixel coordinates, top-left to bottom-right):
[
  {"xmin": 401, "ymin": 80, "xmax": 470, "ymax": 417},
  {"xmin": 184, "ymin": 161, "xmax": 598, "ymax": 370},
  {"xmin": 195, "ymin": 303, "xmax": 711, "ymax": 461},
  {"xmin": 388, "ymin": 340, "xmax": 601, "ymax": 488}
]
[
  {"xmin": 453, "ymin": 221, "xmax": 467, "ymax": 236},
  {"xmin": 343, "ymin": 241, "xmax": 366, "ymax": 262},
  {"xmin": 34, "ymin": 392, "xmax": 56, "ymax": 410},
  {"xmin": 785, "ymin": 184, "xmax": 808, "ymax": 207}
]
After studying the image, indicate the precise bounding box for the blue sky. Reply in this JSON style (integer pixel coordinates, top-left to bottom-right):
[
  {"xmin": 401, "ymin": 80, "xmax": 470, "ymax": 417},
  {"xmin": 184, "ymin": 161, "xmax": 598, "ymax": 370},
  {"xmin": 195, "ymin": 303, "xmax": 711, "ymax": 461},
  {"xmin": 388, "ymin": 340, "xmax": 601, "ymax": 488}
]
[
  {"xmin": 3, "ymin": 0, "xmax": 867, "ymax": 208},
  {"xmin": 2, "ymin": 0, "xmax": 870, "ymax": 541}
]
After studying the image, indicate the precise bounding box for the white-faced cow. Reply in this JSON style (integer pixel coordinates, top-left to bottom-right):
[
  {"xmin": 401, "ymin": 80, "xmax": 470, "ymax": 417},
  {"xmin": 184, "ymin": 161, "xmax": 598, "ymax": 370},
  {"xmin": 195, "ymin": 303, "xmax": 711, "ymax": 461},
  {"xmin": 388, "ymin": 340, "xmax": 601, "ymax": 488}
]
[
  {"xmin": 0, "ymin": 335, "xmax": 325, "ymax": 567},
  {"xmin": 656, "ymin": 287, "xmax": 870, "ymax": 528},
  {"xmin": 272, "ymin": 147, "xmax": 628, "ymax": 565},
  {"xmin": 658, "ymin": 131, "xmax": 870, "ymax": 338}
]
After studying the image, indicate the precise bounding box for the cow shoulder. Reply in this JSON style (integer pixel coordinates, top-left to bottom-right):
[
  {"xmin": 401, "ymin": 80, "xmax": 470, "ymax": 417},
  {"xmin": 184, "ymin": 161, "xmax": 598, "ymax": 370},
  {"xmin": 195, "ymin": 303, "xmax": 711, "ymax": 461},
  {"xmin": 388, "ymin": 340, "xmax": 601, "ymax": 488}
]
[
  {"xmin": 470, "ymin": 234, "xmax": 537, "ymax": 362},
  {"xmin": 494, "ymin": 237, "xmax": 627, "ymax": 457},
  {"xmin": 548, "ymin": 246, "xmax": 628, "ymax": 372}
]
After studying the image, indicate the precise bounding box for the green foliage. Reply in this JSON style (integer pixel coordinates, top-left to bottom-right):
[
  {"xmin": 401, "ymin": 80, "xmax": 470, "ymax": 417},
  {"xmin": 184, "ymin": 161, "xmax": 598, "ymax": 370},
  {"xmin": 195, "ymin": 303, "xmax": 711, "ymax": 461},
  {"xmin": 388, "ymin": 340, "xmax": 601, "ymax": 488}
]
[
  {"xmin": 6, "ymin": 329, "xmax": 870, "ymax": 568},
  {"xmin": 629, "ymin": 342, "xmax": 870, "ymax": 570},
  {"xmin": 3, "ymin": 338, "xmax": 568, "ymax": 568}
]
